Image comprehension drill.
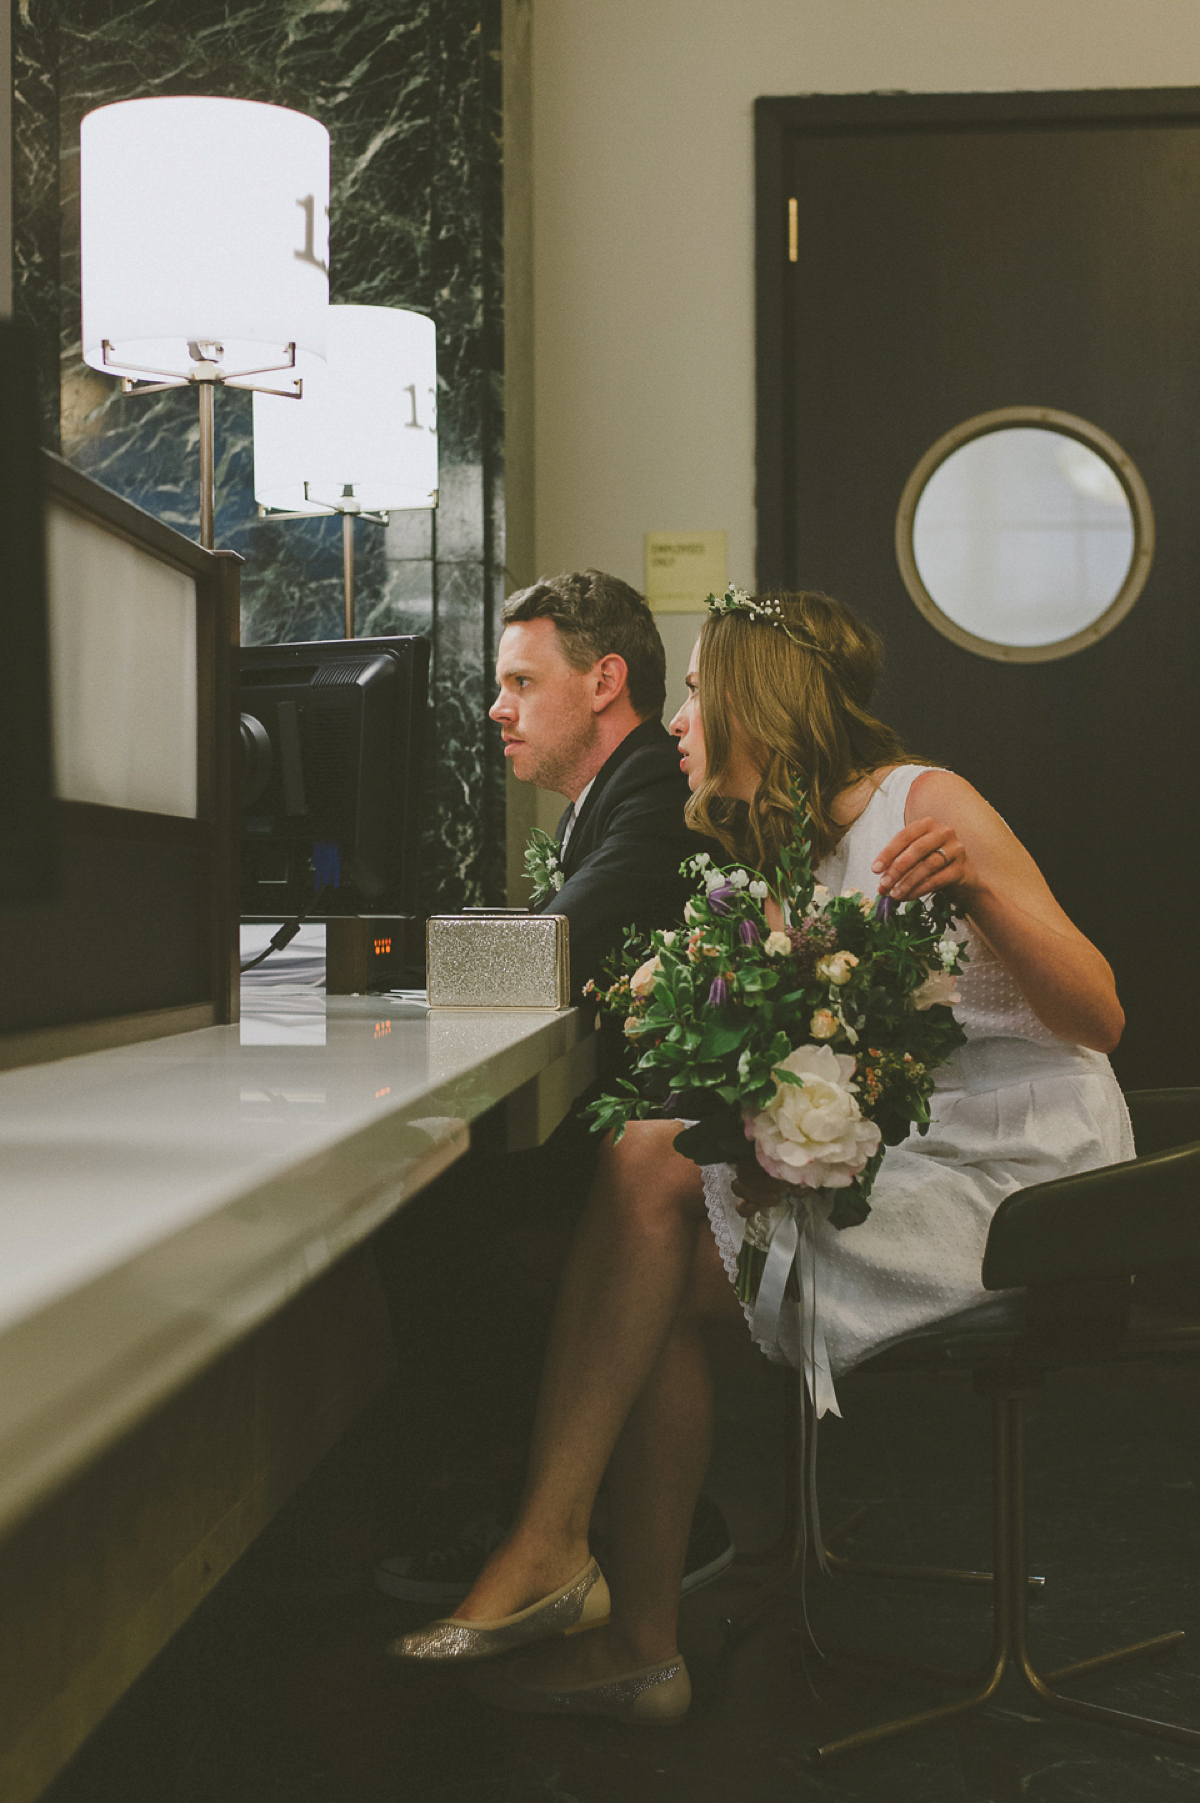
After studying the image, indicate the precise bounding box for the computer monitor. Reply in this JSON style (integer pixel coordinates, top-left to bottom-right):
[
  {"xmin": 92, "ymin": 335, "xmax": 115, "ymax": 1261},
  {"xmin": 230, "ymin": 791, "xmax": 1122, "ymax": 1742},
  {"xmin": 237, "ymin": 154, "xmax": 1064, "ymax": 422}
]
[
  {"xmin": 239, "ymin": 634, "xmax": 430, "ymax": 920},
  {"xmin": 0, "ymin": 319, "xmax": 57, "ymax": 912}
]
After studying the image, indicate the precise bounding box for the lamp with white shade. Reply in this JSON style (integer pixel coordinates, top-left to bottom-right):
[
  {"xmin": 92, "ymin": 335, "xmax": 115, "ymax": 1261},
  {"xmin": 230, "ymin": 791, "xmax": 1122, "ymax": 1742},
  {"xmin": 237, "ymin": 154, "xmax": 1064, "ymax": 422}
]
[
  {"xmin": 253, "ymin": 304, "xmax": 438, "ymax": 636},
  {"xmin": 80, "ymin": 95, "xmax": 330, "ymax": 549}
]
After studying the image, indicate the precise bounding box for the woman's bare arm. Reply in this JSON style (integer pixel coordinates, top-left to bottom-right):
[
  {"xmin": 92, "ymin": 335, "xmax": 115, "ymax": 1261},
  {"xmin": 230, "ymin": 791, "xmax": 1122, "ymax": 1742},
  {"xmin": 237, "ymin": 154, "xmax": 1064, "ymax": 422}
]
[{"xmin": 871, "ymin": 769, "xmax": 1123, "ymax": 1053}]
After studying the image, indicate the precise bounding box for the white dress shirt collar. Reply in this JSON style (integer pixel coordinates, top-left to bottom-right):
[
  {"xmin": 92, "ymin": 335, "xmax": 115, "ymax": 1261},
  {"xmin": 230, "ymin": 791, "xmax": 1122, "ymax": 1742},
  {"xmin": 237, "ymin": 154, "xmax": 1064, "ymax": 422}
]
[{"xmin": 560, "ymin": 775, "xmax": 597, "ymax": 853}]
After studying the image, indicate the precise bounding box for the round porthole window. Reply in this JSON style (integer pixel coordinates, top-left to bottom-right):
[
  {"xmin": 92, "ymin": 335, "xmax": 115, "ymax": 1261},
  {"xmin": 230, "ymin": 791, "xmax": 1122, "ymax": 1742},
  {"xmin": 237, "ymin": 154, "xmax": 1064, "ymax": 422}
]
[{"xmin": 895, "ymin": 407, "xmax": 1154, "ymax": 663}]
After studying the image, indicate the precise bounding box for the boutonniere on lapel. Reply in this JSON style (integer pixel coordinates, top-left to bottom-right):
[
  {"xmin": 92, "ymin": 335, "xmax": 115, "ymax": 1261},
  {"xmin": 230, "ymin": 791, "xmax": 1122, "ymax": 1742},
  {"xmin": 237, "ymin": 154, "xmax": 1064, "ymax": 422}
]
[{"xmin": 523, "ymin": 827, "xmax": 565, "ymax": 905}]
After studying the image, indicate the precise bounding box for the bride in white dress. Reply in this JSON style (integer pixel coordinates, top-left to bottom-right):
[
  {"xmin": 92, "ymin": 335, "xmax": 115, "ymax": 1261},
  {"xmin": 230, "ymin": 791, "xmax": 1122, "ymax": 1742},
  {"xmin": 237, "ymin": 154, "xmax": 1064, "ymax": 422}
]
[
  {"xmin": 706, "ymin": 756, "xmax": 1132, "ymax": 1382},
  {"xmin": 394, "ymin": 590, "xmax": 1129, "ymax": 1725}
]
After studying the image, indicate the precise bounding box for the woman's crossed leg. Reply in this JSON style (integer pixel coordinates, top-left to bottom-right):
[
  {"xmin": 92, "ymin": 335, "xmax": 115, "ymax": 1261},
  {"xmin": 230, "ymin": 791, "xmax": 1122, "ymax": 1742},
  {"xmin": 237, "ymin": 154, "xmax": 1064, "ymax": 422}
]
[{"xmin": 454, "ymin": 1118, "xmax": 744, "ymax": 1681}]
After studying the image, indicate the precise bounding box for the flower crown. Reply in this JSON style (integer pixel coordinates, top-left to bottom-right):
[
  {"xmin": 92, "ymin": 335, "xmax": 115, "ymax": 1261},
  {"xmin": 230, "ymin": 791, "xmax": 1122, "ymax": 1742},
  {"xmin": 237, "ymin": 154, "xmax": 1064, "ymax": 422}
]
[{"xmin": 704, "ymin": 585, "xmax": 828, "ymax": 659}]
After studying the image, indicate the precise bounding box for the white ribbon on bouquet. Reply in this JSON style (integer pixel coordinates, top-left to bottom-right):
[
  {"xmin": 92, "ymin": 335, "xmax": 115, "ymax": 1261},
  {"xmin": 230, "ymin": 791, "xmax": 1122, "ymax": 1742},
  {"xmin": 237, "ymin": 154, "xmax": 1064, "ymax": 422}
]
[
  {"xmin": 747, "ymin": 1190, "xmax": 839, "ymax": 1648},
  {"xmin": 750, "ymin": 1192, "xmax": 841, "ymax": 1421}
]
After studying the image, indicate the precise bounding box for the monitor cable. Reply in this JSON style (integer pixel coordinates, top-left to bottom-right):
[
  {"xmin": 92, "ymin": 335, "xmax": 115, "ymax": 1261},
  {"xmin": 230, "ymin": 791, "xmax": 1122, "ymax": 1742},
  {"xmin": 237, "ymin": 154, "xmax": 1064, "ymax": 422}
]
[{"xmin": 240, "ymin": 886, "xmax": 334, "ymax": 975}]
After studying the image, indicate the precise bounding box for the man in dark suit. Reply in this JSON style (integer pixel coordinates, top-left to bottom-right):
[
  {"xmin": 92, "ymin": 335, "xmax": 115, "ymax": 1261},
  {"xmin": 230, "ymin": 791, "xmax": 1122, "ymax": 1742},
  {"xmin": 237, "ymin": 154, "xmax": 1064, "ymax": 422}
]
[
  {"xmin": 489, "ymin": 569, "xmax": 697, "ymax": 995},
  {"xmin": 374, "ymin": 572, "xmax": 731, "ymax": 1606}
]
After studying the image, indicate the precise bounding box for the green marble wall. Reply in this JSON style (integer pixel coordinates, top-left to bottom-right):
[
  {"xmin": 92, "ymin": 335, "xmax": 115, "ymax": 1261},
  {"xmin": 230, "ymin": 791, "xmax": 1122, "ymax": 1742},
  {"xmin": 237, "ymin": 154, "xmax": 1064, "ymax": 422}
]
[{"xmin": 11, "ymin": 0, "xmax": 507, "ymax": 913}]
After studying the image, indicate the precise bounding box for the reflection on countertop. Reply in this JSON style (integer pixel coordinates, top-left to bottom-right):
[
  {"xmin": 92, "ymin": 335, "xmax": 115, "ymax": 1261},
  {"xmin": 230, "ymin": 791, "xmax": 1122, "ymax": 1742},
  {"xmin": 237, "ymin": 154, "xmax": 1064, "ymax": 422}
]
[
  {"xmin": 0, "ymin": 988, "xmax": 594, "ymax": 1542},
  {"xmin": 0, "ymin": 990, "xmax": 586, "ymax": 1340}
]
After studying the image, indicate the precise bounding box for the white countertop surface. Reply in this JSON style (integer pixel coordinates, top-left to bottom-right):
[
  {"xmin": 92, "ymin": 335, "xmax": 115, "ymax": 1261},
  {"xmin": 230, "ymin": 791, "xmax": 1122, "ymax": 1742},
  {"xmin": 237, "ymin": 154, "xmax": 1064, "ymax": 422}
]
[{"xmin": 0, "ymin": 986, "xmax": 593, "ymax": 1537}]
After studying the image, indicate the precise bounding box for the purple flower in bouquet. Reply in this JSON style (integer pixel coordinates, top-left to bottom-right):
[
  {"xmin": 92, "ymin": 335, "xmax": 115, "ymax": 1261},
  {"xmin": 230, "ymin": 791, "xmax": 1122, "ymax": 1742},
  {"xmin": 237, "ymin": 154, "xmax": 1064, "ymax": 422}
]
[
  {"xmin": 738, "ymin": 918, "xmax": 760, "ymax": 946},
  {"xmin": 784, "ymin": 915, "xmax": 838, "ymax": 974},
  {"xmin": 874, "ymin": 893, "xmax": 896, "ymax": 924},
  {"xmin": 706, "ymin": 884, "xmax": 734, "ymax": 914},
  {"xmin": 706, "ymin": 974, "xmax": 729, "ymax": 1007}
]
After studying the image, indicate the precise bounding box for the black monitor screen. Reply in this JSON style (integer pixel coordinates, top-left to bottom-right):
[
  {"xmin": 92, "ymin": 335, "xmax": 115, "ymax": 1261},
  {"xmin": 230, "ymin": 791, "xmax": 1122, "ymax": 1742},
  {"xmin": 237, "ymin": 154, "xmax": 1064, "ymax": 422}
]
[{"xmin": 240, "ymin": 635, "xmax": 430, "ymax": 919}]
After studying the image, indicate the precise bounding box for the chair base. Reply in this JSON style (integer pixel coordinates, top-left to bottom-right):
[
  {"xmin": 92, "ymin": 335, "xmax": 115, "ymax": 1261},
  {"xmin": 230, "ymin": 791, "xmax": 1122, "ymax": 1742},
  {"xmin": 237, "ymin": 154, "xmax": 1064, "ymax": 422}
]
[
  {"xmin": 815, "ymin": 1625, "xmax": 1189, "ymax": 1761},
  {"xmin": 725, "ymin": 1379, "xmax": 1042, "ymax": 1652},
  {"xmin": 726, "ymin": 1377, "xmax": 1198, "ymax": 1760},
  {"xmin": 813, "ymin": 1392, "xmax": 1196, "ymax": 1760},
  {"xmin": 822, "ymin": 1498, "xmax": 1044, "ymax": 1590}
]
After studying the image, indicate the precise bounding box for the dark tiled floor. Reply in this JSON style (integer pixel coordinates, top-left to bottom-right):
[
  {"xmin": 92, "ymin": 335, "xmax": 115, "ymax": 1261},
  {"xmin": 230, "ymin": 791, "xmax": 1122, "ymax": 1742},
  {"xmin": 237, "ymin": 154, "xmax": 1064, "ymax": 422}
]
[{"xmin": 46, "ymin": 1343, "xmax": 1199, "ymax": 1803}]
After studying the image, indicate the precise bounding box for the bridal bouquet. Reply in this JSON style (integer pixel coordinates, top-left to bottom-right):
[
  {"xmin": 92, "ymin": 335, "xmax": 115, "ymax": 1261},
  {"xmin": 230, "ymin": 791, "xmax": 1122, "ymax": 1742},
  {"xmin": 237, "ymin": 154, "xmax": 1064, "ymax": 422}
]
[{"xmin": 585, "ymin": 792, "xmax": 968, "ymax": 1306}]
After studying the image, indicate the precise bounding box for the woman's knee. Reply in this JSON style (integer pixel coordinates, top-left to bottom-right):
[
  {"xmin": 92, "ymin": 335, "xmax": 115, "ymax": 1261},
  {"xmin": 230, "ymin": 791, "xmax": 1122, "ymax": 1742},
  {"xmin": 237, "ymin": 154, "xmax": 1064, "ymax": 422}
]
[{"xmin": 597, "ymin": 1120, "xmax": 705, "ymax": 1229}]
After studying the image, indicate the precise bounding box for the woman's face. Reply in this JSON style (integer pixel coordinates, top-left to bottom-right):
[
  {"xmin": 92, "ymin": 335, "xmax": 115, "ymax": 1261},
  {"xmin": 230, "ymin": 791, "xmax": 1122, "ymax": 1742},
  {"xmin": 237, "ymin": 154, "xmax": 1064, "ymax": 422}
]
[
  {"xmin": 668, "ymin": 639, "xmax": 705, "ymax": 789},
  {"xmin": 668, "ymin": 638, "xmax": 761, "ymax": 800}
]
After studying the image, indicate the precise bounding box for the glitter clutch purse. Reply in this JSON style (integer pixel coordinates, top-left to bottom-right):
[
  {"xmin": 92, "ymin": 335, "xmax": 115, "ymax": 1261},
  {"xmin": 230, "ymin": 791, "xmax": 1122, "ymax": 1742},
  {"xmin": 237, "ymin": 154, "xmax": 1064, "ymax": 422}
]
[{"xmin": 425, "ymin": 911, "xmax": 571, "ymax": 1009}]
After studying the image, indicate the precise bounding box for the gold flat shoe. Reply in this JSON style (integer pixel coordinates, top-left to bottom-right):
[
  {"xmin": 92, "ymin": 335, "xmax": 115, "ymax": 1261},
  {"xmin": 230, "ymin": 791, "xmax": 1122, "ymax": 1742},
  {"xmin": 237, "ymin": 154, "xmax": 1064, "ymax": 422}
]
[
  {"xmin": 387, "ymin": 1557, "xmax": 609, "ymax": 1662},
  {"xmin": 470, "ymin": 1651, "xmax": 691, "ymax": 1725}
]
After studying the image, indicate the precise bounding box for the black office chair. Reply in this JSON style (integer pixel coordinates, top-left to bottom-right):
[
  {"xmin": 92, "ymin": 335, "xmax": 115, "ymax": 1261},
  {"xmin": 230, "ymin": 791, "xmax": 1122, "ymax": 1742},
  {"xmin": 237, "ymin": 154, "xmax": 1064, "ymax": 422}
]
[{"xmin": 725, "ymin": 1087, "xmax": 1200, "ymax": 1762}]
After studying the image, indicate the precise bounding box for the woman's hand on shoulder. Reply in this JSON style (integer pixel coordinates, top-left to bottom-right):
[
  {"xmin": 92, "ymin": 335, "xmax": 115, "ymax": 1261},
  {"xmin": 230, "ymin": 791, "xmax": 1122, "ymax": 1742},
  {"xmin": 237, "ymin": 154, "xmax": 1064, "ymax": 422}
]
[
  {"xmin": 873, "ymin": 769, "xmax": 1124, "ymax": 1054},
  {"xmin": 881, "ymin": 768, "xmax": 1053, "ymax": 914},
  {"xmin": 871, "ymin": 771, "xmax": 980, "ymax": 903}
]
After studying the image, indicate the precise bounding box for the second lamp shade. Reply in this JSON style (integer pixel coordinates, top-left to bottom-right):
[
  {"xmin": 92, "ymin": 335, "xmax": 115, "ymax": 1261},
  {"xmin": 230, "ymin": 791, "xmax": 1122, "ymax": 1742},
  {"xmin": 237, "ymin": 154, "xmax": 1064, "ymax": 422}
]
[{"xmin": 253, "ymin": 305, "xmax": 438, "ymax": 515}]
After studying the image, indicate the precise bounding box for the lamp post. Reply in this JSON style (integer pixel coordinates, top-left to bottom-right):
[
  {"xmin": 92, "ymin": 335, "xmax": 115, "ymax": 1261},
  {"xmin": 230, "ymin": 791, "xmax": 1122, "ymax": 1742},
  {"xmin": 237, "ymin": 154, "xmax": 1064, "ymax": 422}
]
[
  {"xmin": 80, "ymin": 96, "xmax": 330, "ymax": 549},
  {"xmin": 252, "ymin": 304, "xmax": 438, "ymax": 635}
]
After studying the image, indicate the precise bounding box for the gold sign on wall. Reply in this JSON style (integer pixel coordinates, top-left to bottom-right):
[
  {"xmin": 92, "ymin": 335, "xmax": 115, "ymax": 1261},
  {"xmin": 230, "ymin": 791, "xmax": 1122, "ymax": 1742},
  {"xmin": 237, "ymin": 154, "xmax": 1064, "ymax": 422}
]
[{"xmin": 644, "ymin": 531, "xmax": 727, "ymax": 612}]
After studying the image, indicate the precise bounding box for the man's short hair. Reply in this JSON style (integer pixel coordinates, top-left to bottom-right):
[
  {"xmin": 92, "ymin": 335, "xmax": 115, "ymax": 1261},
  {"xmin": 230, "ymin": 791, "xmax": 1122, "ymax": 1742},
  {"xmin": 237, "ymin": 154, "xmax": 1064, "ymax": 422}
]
[{"xmin": 502, "ymin": 569, "xmax": 667, "ymax": 718}]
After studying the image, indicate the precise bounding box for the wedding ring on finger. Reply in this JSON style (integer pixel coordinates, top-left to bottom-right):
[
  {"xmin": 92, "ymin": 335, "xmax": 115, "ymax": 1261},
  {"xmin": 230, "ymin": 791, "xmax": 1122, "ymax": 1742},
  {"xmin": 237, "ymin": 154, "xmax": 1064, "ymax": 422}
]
[{"xmin": 933, "ymin": 847, "xmax": 951, "ymax": 870}]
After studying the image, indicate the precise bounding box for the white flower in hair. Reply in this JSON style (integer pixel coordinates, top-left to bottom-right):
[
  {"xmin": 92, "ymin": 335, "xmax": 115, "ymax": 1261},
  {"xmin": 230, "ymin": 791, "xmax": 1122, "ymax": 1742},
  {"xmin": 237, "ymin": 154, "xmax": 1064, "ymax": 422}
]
[{"xmin": 703, "ymin": 584, "xmax": 827, "ymax": 655}]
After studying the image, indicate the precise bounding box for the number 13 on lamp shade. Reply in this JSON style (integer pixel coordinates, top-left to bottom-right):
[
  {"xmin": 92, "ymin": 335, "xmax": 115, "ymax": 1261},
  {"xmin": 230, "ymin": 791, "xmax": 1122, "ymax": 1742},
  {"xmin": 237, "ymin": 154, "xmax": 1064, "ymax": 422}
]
[
  {"xmin": 252, "ymin": 305, "xmax": 438, "ymax": 517},
  {"xmin": 253, "ymin": 304, "xmax": 437, "ymax": 636}
]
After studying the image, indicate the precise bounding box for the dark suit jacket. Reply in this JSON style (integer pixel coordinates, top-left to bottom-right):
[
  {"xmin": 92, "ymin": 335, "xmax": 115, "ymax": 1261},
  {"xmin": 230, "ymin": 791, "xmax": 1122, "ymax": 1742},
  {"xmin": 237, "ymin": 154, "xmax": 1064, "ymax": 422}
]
[{"xmin": 534, "ymin": 717, "xmax": 705, "ymax": 998}]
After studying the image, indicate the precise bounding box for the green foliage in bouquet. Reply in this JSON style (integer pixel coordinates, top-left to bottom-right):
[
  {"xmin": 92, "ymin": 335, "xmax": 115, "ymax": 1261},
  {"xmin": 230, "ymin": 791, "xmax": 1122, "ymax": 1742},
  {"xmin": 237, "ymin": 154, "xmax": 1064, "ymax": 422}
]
[
  {"xmin": 585, "ymin": 789, "xmax": 968, "ymax": 1231},
  {"xmin": 522, "ymin": 827, "xmax": 564, "ymax": 906}
]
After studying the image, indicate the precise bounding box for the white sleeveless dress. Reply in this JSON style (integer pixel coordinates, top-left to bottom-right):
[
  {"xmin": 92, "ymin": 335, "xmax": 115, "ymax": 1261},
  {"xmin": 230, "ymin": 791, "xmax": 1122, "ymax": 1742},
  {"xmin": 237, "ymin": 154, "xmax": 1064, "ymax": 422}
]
[{"xmin": 702, "ymin": 765, "xmax": 1134, "ymax": 1380}]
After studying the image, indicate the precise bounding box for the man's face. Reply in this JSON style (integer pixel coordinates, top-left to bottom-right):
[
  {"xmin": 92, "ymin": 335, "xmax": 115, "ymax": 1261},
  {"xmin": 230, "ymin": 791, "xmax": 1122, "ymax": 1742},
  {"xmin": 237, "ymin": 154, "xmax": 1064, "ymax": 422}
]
[{"xmin": 489, "ymin": 619, "xmax": 601, "ymax": 793}]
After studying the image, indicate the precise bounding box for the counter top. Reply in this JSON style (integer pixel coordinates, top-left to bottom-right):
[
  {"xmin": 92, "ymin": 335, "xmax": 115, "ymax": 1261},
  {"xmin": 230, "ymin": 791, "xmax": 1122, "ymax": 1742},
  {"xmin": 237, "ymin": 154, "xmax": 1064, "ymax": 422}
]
[{"xmin": 0, "ymin": 990, "xmax": 595, "ymax": 1538}]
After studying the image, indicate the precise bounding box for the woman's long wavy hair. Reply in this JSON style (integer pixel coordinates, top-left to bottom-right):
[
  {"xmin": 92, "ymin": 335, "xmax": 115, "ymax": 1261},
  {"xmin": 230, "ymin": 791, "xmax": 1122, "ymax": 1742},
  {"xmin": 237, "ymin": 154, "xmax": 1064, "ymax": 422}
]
[{"xmin": 685, "ymin": 591, "xmax": 921, "ymax": 874}]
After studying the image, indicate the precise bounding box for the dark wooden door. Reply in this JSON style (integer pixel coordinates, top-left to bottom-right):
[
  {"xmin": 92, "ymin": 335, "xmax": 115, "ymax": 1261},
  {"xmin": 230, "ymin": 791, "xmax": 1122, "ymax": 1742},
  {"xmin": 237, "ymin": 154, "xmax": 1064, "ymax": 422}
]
[{"xmin": 757, "ymin": 90, "xmax": 1200, "ymax": 1089}]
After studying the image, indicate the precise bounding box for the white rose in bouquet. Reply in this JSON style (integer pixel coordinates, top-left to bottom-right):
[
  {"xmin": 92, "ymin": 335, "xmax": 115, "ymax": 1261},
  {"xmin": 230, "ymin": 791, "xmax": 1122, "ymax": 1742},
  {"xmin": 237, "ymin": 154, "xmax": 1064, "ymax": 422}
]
[
  {"xmin": 630, "ymin": 955, "xmax": 663, "ymax": 999},
  {"xmin": 746, "ymin": 1044, "xmax": 881, "ymax": 1190},
  {"xmin": 911, "ymin": 967, "xmax": 961, "ymax": 1011},
  {"xmin": 815, "ymin": 951, "xmax": 859, "ymax": 986}
]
